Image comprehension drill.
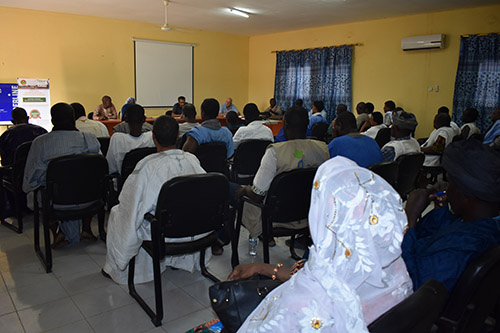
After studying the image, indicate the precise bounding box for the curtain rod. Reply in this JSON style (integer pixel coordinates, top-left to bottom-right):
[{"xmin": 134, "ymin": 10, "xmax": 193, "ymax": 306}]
[
  {"xmin": 271, "ymin": 43, "xmax": 361, "ymax": 53},
  {"xmin": 461, "ymin": 32, "xmax": 499, "ymax": 37}
]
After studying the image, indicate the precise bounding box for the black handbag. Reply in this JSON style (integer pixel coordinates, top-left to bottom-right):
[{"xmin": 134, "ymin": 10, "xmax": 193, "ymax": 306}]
[{"xmin": 209, "ymin": 275, "xmax": 282, "ymax": 333}]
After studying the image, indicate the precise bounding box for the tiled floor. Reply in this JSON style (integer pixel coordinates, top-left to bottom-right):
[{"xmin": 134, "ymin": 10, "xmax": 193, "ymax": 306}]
[{"xmin": 0, "ymin": 213, "xmax": 301, "ymax": 333}]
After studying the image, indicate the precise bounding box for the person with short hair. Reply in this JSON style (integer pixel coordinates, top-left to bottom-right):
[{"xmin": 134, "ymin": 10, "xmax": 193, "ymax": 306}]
[
  {"xmin": 103, "ymin": 115, "xmax": 209, "ymax": 284},
  {"xmin": 219, "ymin": 97, "xmax": 239, "ymax": 114},
  {"xmin": 361, "ymin": 112, "xmax": 386, "ymax": 139},
  {"xmin": 295, "ymin": 99, "xmax": 304, "ymax": 107},
  {"xmin": 421, "ymin": 113, "xmax": 456, "ymax": 167},
  {"xmin": 177, "ymin": 103, "xmax": 200, "ymax": 138},
  {"xmin": 72, "ymin": 102, "xmax": 109, "ymax": 137},
  {"xmin": 183, "ymin": 98, "xmax": 234, "ymax": 158},
  {"xmin": 328, "ymin": 112, "xmax": 383, "ymax": 168},
  {"xmin": 263, "ymin": 98, "xmax": 282, "ymax": 120},
  {"xmin": 93, "ymin": 95, "xmax": 117, "ymax": 120},
  {"xmin": 106, "ymin": 104, "xmax": 154, "ymax": 174},
  {"xmin": 23, "ymin": 103, "xmax": 101, "ymax": 248},
  {"xmin": 403, "ymin": 140, "xmax": 500, "ymax": 291},
  {"xmin": 172, "ymin": 96, "xmax": 186, "ymax": 115},
  {"xmin": 459, "ymin": 107, "xmax": 480, "ymax": 140},
  {"xmin": 307, "ymin": 100, "xmax": 328, "ymax": 135},
  {"xmin": 233, "ymin": 103, "xmax": 274, "ymax": 149},
  {"xmin": 120, "ymin": 97, "xmax": 135, "ymax": 119},
  {"xmin": 381, "ymin": 111, "xmax": 420, "ymax": 162},
  {"xmin": 383, "ymin": 100, "xmax": 396, "ymax": 126},
  {"xmin": 437, "ymin": 106, "xmax": 460, "ymax": 136},
  {"xmin": 484, "ymin": 108, "xmax": 500, "ymax": 148},
  {"xmin": 355, "ymin": 101, "xmax": 369, "ymax": 130},
  {"xmin": 308, "ymin": 100, "xmax": 327, "ymax": 119},
  {"xmin": 225, "ymin": 111, "xmax": 243, "ymax": 135}
]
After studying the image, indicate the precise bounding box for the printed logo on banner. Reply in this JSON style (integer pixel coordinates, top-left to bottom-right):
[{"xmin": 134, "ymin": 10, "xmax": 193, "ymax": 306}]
[{"xmin": 30, "ymin": 109, "xmax": 41, "ymax": 119}]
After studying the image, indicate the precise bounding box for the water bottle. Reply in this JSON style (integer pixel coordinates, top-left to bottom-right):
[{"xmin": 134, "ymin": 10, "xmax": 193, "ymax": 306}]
[{"xmin": 249, "ymin": 237, "xmax": 258, "ymax": 256}]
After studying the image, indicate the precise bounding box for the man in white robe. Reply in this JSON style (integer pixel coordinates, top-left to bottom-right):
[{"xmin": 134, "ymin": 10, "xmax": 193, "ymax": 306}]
[
  {"xmin": 103, "ymin": 116, "xmax": 210, "ymax": 284},
  {"xmin": 421, "ymin": 113, "xmax": 456, "ymax": 167}
]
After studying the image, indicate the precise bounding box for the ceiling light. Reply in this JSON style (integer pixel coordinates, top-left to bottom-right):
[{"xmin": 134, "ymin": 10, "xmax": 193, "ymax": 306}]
[{"xmin": 229, "ymin": 8, "xmax": 249, "ymax": 18}]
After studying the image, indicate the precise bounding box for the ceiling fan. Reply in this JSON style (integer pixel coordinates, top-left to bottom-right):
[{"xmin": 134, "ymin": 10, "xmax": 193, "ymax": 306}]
[{"xmin": 161, "ymin": 0, "xmax": 190, "ymax": 32}]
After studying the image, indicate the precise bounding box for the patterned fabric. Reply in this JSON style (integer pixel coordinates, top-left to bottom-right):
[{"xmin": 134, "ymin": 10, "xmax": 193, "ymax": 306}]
[
  {"xmin": 452, "ymin": 33, "xmax": 500, "ymax": 132},
  {"xmin": 239, "ymin": 156, "xmax": 413, "ymax": 332},
  {"xmin": 274, "ymin": 46, "xmax": 353, "ymax": 123}
]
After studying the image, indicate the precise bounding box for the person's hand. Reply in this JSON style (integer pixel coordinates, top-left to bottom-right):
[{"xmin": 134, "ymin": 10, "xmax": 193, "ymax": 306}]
[
  {"xmin": 235, "ymin": 186, "xmax": 250, "ymax": 202},
  {"xmin": 405, "ymin": 188, "xmax": 434, "ymax": 228},
  {"xmin": 428, "ymin": 181, "xmax": 448, "ymax": 209},
  {"xmin": 227, "ymin": 264, "xmax": 263, "ymax": 281}
]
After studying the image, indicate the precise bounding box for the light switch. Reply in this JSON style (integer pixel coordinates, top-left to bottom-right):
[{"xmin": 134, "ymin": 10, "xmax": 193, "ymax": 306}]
[{"xmin": 435, "ymin": 85, "xmax": 439, "ymax": 92}]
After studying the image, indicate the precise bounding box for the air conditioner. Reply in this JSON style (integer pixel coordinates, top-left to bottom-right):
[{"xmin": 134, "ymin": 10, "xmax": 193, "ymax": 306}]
[{"xmin": 401, "ymin": 34, "xmax": 445, "ymax": 51}]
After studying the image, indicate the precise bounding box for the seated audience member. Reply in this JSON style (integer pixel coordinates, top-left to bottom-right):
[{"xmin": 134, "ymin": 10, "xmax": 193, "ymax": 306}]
[
  {"xmin": 106, "ymin": 104, "xmax": 154, "ymax": 174},
  {"xmin": 112, "ymin": 116, "xmax": 153, "ymax": 134},
  {"xmin": 233, "ymin": 103, "xmax": 274, "ymax": 149},
  {"xmin": 460, "ymin": 107, "xmax": 480, "ymax": 140},
  {"xmin": 235, "ymin": 106, "xmax": 329, "ymax": 245},
  {"xmin": 72, "ymin": 102, "xmax": 109, "ymax": 137},
  {"xmin": 178, "ymin": 103, "xmax": 200, "ymax": 138},
  {"xmin": 183, "ymin": 98, "xmax": 234, "ymax": 159},
  {"xmin": 263, "ymin": 98, "xmax": 282, "ymax": 120},
  {"xmin": 327, "ymin": 103, "xmax": 349, "ymax": 138},
  {"xmin": 403, "ymin": 140, "xmax": 500, "ymax": 291},
  {"xmin": 383, "ymin": 100, "xmax": 396, "ymax": 126},
  {"xmin": 361, "ymin": 112, "xmax": 385, "ymax": 139},
  {"xmin": 172, "ymin": 96, "xmax": 186, "ymax": 115},
  {"xmin": 484, "ymin": 108, "xmax": 500, "ymax": 148},
  {"xmin": 0, "ymin": 107, "xmax": 47, "ymax": 167},
  {"xmin": 438, "ymin": 106, "xmax": 460, "ymax": 136},
  {"xmin": 219, "ymin": 97, "xmax": 239, "ymax": 114},
  {"xmin": 225, "ymin": 111, "xmax": 243, "ymax": 135},
  {"xmin": 120, "ymin": 97, "xmax": 135, "ymax": 119},
  {"xmin": 421, "ymin": 113, "xmax": 456, "ymax": 167},
  {"xmin": 103, "ymin": 116, "xmax": 209, "ymax": 284},
  {"xmin": 23, "ymin": 103, "xmax": 101, "ymax": 248},
  {"xmin": 308, "ymin": 100, "xmax": 327, "ymax": 119},
  {"xmin": 356, "ymin": 102, "xmax": 369, "ymax": 130},
  {"xmin": 275, "ymin": 99, "xmax": 311, "ymax": 143},
  {"xmin": 328, "ymin": 112, "xmax": 383, "ymax": 167},
  {"xmin": 295, "ymin": 99, "xmax": 304, "ymax": 107},
  {"xmin": 93, "ymin": 95, "xmax": 117, "ymax": 120},
  {"xmin": 381, "ymin": 111, "xmax": 420, "ymax": 162},
  {"xmin": 307, "ymin": 101, "xmax": 328, "ymax": 135},
  {"xmin": 233, "ymin": 156, "xmax": 413, "ymax": 331}
]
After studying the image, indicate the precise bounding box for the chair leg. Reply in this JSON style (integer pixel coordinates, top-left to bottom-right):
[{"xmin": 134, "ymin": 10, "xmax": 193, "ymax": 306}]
[
  {"xmin": 98, "ymin": 209, "xmax": 106, "ymax": 242},
  {"xmin": 289, "ymin": 235, "xmax": 302, "ymax": 261},
  {"xmin": 34, "ymin": 197, "xmax": 52, "ymax": 273},
  {"xmin": 128, "ymin": 255, "xmax": 164, "ymax": 327},
  {"xmin": 0, "ymin": 192, "xmax": 23, "ymax": 233},
  {"xmin": 262, "ymin": 219, "xmax": 270, "ymax": 264},
  {"xmin": 231, "ymin": 201, "xmax": 244, "ymax": 268},
  {"xmin": 200, "ymin": 248, "xmax": 220, "ymax": 283}
]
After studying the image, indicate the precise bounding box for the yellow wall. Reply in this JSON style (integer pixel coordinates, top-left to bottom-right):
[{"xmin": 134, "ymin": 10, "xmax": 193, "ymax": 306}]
[
  {"xmin": 0, "ymin": 6, "xmax": 249, "ymax": 119},
  {"xmin": 248, "ymin": 5, "xmax": 500, "ymax": 137}
]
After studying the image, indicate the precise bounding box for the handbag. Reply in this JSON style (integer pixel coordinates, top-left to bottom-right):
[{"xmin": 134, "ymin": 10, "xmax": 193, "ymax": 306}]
[{"xmin": 209, "ymin": 275, "xmax": 282, "ymax": 333}]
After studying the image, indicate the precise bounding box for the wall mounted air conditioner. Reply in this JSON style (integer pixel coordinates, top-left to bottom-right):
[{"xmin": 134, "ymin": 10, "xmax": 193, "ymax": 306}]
[{"xmin": 401, "ymin": 34, "xmax": 445, "ymax": 51}]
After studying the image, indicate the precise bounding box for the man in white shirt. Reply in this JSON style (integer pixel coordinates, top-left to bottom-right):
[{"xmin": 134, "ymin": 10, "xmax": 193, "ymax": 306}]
[
  {"xmin": 103, "ymin": 116, "xmax": 208, "ymax": 284},
  {"xmin": 233, "ymin": 103, "xmax": 274, "ymax": 149},
  {"xmin": 106, "ymin": 104, "xmax": 154, "ymax": 174},
  {"xmin": 219, "ymin": 97, "xmax": 239, "ymax": 114},
  {"xmin": 361, "ymin": 112, "xmax": 386, "ymax": 139},
  {"xmin": 178, "ymin": 103, "xmax": 200, "ymax": 138},
  {"xmin": 460, "ymin": 107, "xmax": 480, "ymax": 140},
  {"xmin": 71, "ymin": 102, "xmax": 109, "ymax": 137},
  {"xmin": 381, "ymin": 111, "xmax": 420, "ymax": 162},
  {"xmin": 383, "ymin": 100, "xmax": 396, "ymax": 126},
  {"xmin": 438, "ymin": 106, "xmax": 460, "ymax": 136},
  {"xmin": 421, "ymin": 113, "xmax": 456, "ymax": 167}
]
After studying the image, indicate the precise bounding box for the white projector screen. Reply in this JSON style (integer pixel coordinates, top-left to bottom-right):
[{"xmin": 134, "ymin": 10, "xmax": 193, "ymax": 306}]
[{"xmin": 134, "ymin": 39, "xmax": 193, "ymax": 108}]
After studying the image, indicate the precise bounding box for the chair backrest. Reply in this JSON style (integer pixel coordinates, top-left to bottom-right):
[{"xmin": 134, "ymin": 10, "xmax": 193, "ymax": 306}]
[
  {"xmin": 395, "ymin": 153, "xmax": 424, "ymax": 198},
  {"xmin": 195, "ymin": 142, "xmax": 229, "ymax": 176},
  {"xmin": 368, "ymin": 279, "xmax": 448, "ymax": 333},
  {"xmin": 46, "ymin": 154, "xmax": 109, "ymax": 205},
  {"xmin": 264, "ymin": 168, "xmax": 317, "ymax": 223},
  {"xmin": 12, "ymin": 141, "xmax": 32, "ymax": 190},
  {"xmin": 156, "ymin": 173, "xmax": 229, "ymax": 238},
  {"xmin": 310, "ymin": 122, "xmax": 329, "ymax": 142},
  {"xmin": 437, "ymin": 245, "xmax": 500, "ymax": 332},
  {"xmin": 87, "ymin": 112, "xmax": 94, "ymax": 120},
  {"xmin": 368, "ymin": 161, "xmax": 398, "ymax": 188},
  {"xmin": 97, "ymin": 137, "xmax": 111, "ymax": 156},
  {"xmin": 231, "ymin": 140, "xmax": 272, "ymax": 184},
  {"xmin": 375, "ymin": 127, "xmax": 391, "ymax": 148},
  {"xmin": 119, "ymin": 147, "xmax": 157, "ymax": 189}
]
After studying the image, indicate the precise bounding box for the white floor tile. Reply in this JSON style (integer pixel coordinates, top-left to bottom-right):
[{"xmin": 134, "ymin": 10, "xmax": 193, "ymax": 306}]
[
  {"xmin": 180, "ymin": 279, "xmax": 216, "ymax": 308},
  {"xmin": 163, "ymin": 308, "xmax": 217, "ymax": 333},
  {"xmin": 0, "ymin": 312, "xmax": 24, "ymax": 333},
  {"xmin": 17, "ymin": 297, "xmax": 84, "ymax": 333},
  {"xmin": 87, "ymin": 302, "xmax": 156, "ymax": 333},
  {"xmin": 51, "ymin": 254, "xmax": 100, "ymax": 279},
  {"xmin": 58, "ymin": 266, "xmax": 115, "ymax": 296},
  {"xmin": 45, "ymin": 319, "xmax": 94, "ymax": 333},
  {"xmin": 0, "ymin": 291, "xmax": 15, "ymax": 316},
  {"xmin": 9, "ymin": 276, "xmax": 68, "ymax": 311},
  {"xmin": 144, "ymin": 288, "xmax": 205, "ymax": 323},
  {"xmin": 120, "ymin": 273, "xmax": 177, "ymax": 300},
  {"xmin": 72, "ymin": 283, "xmax": 134, "ymax": 317},
  {"xmin": 1, "ymin": 262, "xmax": 57, "ymax": 290}
]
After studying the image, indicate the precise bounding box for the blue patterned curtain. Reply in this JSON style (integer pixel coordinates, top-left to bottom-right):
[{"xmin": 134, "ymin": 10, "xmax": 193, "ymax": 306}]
[
  {"xmin": 452, "ymin": 33, "xmax": 500, "ymax": 132},
  {"xmin": 274, "ymin": 45, "xmax": 353, "ymax": 122}
]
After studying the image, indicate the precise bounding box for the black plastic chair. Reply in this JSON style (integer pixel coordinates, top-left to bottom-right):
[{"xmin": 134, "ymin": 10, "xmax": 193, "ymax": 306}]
[
  {"xmin": 0, "ymin": 141, "xmax": 32, "ymax": 233},
  {"xmin": 232, "ymin": 168, "xmax": 317, "ymax": 266},
  {"xmin": 375, "ymin": 127, "xmax": 391, "ymax": 148},
  {"xmin": 118, "ymin": 147, "xmax": 156, "ymax": 191},
  {"xmin": 435, "ymin": 245, "xmax": 500, "ymax": 333},
  {"xmin": 310, "ymin": 122, "xmax": 329, "ymax": 142},
  {"xmin": 368, "ymin": 161, "xmax": 398, "ymax": 188},
  {"xmin": 128, "ymin": 173, "xmax": 229, "ymax": 327},
  {"xmin": 34, "ymin": 154, "xmax": 108, "ymax": 273},
  {"xmin": 230, "ymin": 140, "xmax": 272, "ymax": 185},
  {"xmin": 97, "ymin": 137, "xmax": 110, "ymax": 156},
  {"xmin": 195, "ymin": 142, "xmax": 229, "ymax": 176},
  {"xmin": 368, "ymin": 279, "xmax": 448, "ymax": 333},
  {"xmin": 395, "ymin": 153, "xmax": 424, "ymax": 199}
]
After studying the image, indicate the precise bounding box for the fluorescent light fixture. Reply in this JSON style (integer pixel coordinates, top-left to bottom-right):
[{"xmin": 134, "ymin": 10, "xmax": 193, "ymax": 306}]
[{"xmin": 229, "ymin": 8, "xmax": 249, "ymax": 18}]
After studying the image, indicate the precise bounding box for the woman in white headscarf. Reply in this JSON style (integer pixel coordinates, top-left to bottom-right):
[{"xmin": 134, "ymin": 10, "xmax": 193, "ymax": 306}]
[{"xmin": 231, "ymin": 156, "xmax": 413, "ymax": 332}]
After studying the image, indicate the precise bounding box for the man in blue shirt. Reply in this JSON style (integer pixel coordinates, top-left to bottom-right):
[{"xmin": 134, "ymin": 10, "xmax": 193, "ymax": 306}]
[
  {"xmin": 402, "ymin": 140, "xmax": 500, "ymax": 291},
  {"xmin": 183, "ymin": 98, "xmax": 234, "ymax": 158},
  {"xmin": 219, "ymin": 97, "xmax": 239, "ymax": 114},
  {"xmin": 328, "ymin": 111, "xmax": 382, "ymax": 168}
]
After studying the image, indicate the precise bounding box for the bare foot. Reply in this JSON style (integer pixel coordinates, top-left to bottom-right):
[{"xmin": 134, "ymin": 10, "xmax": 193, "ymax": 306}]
[{"xmin": 52, "ymin": 232, "xmax": 69, "ymax": 249}]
